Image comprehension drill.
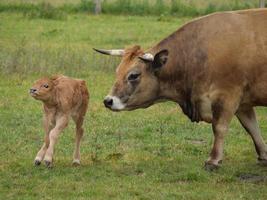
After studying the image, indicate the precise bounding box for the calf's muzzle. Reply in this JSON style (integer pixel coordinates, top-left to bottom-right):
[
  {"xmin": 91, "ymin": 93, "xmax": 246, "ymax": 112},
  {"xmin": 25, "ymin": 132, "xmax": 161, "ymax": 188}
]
[{"xmin": 30, "ymin": 88, "xmax": 37, "ymax": 94}]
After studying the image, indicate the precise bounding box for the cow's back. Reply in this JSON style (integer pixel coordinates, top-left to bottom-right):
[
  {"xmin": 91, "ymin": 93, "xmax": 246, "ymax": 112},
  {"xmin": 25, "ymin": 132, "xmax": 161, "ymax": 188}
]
[
  {"xmin": 170, "ymin": 9, "xmax": 267, "ymax": 106},
  {"xmin": 202, "ymin": 9, "xmax": 267, "ymax": 105}
]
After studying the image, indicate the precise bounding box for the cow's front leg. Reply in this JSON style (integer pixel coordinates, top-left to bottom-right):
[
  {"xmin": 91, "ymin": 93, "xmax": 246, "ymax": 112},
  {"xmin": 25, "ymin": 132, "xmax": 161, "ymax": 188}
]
[
  {"xmin": 205, "ymin": 98, "xmax": 237, "ymax": 171},
  {"xmin": 44, "ymin": 114, "xmax": 69, "ymax": 168},
  {"xmin": 34, "ymin": 110, "xmax": 55, "ymax": 166}
]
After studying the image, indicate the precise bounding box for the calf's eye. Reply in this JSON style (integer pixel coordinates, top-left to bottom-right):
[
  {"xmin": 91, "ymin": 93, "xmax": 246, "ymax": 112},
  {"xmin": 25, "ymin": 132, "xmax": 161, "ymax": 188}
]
[
  {"xmin": 128, "ymin": 73, "xmax": 141, "ymax": 81},
  {"xmin": 43, "ymin": 84, "xmax": 49, "ymax": 88}
]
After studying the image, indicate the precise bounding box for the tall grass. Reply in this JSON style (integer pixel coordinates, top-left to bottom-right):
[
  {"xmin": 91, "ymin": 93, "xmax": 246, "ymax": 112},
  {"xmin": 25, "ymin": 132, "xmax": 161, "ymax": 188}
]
[
  {"xmin": 170, "ymin": 0, "xmax": 200, "ymax": 16},
  {"xmin": 0, "ymin": 13, "xmax": 186, "ymax": 75},
  {"xmin": 200, "ymin": 0, "xmax": 256, "ymax": 15},
  {"xmin": 0, "ymin": 0, "xmax": 259, "ymax": 18},
  {"xmin": 23, "ymin": 2, "xmax": 67, "ymax": 20},
  {"xmin": 0, "ymin": 40, "xmax": 119, "ymax": 75}
]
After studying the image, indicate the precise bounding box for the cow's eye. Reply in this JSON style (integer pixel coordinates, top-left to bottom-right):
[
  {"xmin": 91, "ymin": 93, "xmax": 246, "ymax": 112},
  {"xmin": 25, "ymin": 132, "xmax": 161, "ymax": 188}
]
[
  {"xmin": 43, "ymin": 84, "xmax": 49, "ymax": 88},
  {"xmin": 128, "ymin": 73, "xmax": 141, "ymax": 81}
]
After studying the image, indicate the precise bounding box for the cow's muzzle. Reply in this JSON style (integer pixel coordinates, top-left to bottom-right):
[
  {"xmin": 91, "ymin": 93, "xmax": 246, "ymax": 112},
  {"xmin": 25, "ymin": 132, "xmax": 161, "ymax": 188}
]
[
  {"xmin": 103, "ymin": 95, "xmax": 125, "ymax": 111},
  {"xmin": 103, "ymin": 96, "xmax": 113, "ymax": 108}
]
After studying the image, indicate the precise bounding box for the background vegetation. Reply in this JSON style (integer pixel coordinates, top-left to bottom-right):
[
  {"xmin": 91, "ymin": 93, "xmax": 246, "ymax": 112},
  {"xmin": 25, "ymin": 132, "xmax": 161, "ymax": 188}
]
[
  {"xmin": 0, "ymin": 0, "xmax": 260, "ymax": 17},
  {"xmin": 0, "ymin": 1, "xmax": 267, "ymax": 199}
]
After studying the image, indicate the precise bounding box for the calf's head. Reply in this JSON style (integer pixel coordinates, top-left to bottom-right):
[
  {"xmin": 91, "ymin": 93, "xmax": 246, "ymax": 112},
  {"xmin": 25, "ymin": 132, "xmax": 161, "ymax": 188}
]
[
  {"xmin": 94, "ymin": 45, "xmax": 168, "ymax": 111},
  {"xmin": 30, "ymin": 77, "xmax": 55, "ymax": 102}
]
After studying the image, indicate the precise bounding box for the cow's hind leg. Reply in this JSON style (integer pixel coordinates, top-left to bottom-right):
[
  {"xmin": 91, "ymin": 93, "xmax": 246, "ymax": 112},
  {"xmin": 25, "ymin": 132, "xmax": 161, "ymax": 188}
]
[{"xmin": 236, "ymin": 107, "xmax": 267, "ymax": 165}]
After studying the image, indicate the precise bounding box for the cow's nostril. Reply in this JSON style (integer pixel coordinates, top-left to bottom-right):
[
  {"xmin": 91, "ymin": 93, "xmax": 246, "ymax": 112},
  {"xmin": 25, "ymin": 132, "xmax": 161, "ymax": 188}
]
[
  {"xmin": 104, "ymin": 97, "xmax": 113, "ymax": 108},
  {"xmin": 30, "ymin": 88, "xmax": 37, "ymax": 93}
]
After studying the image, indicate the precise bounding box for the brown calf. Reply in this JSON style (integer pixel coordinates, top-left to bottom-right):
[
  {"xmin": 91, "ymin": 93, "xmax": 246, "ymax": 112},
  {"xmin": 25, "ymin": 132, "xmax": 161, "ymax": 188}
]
[{"xmin": 30, "ymin": 75, "xmax": 89, "ymax": 167}]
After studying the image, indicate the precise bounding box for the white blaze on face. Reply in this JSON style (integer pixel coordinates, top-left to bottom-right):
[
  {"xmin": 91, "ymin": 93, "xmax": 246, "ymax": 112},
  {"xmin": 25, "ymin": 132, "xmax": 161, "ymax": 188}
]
[{"xmin": 108, "ymin": 95, "xmax": 125, "ymax": 110}]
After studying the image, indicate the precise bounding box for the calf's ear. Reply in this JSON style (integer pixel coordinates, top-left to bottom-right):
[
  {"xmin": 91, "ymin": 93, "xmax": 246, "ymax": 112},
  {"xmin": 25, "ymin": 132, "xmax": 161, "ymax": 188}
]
[{"xmin": 152, "ymin": 49, "xmax": 168, "ymax": 69}]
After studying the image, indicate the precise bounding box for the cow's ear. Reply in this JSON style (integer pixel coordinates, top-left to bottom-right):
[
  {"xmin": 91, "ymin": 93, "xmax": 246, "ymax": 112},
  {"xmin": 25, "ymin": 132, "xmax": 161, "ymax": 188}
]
[{"xmin": 152, "ymin": 49, "xmax": 168, "ymax": 69}]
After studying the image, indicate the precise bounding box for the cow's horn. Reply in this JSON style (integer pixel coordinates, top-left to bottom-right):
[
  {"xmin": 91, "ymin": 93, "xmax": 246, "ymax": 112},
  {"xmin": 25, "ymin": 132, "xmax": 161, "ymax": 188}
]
[
  {"xmin": 93, "ymin": 48, "xmax": 124, "ymax": 56},
  {"xmin": 139, "ymin": 53, "xmax": 154, "ymax": 62}
]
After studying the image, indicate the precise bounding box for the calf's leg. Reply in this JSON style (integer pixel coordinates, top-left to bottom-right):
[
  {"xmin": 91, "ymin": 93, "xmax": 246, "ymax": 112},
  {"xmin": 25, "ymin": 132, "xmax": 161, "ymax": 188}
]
[
  {"xmin": 236, "ymin": 107, "xmax": 267, "ymax": 165},
  {"xmin": 43, "ymin": 114, "xmax": 69, "ymax": 167},
  {"xmin": 34, "ymin": 112, "xmax": 55, "ymax": 166},
  {"xmin": 72, "ymin": 115, "xmax": 85, "ymax": 166},
  {"xmin": 72, "ymin": 106, "xmax": 87, "ymax": 165},
  {"xmin": 34, "ymin": 136, "xmax": 49, "ymax": 166}
]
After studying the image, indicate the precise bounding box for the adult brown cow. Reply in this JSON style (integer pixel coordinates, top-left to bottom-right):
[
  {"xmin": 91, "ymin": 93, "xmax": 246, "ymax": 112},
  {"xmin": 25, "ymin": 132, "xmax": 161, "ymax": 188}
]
[{"xmin": 94, "ymin": 9, "xmax": 267, "ymax": 170}]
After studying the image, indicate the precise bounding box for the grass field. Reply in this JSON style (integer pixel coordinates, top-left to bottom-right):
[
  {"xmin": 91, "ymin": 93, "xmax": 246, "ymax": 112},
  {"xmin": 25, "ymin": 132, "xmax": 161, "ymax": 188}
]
[{"xmin": 1, "ymin": 10, "xmax": 267, "ymax": 200}]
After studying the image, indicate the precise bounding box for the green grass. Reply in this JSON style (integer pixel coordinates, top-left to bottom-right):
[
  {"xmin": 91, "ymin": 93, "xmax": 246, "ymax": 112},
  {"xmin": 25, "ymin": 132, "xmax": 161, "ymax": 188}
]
[{"xmin": 1, "ymin": 12, "xmax": 267, "ymax": 200}]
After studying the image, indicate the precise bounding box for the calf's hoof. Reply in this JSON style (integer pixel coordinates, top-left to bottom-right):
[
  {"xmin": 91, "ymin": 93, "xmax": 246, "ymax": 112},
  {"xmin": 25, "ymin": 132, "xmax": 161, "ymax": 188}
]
[
  {"xmin": 72, "ymin": 159, "xmax": 81, "ymax": 166},
  {"xmin": 44, "ymin": 160, "xmax": 53, "ymax": 168},
  {"xmin": 204, "ymin": 160, "xmax": 221, "ymax": 171},
  {"xmin": 34, "ymin": 159, "xmax": 41, "ymax": 166},
  {"xmin": 258, "ymin": 158, "xmax": 267, "ymax": 166}
]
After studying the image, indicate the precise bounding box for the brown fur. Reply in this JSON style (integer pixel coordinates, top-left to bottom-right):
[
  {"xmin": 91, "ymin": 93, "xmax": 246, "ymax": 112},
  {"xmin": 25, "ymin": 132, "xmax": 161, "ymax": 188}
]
[
  {"xmin": 30, "ymin": 75, "xmax": 89, "ymax": 167},
  {"xmin": 102, "ymin": 9, "xmax": 267, "ymax": 170}
]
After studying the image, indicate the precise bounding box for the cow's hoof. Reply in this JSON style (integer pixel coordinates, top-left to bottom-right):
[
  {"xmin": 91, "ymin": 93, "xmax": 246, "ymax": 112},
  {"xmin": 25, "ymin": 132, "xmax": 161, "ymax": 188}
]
[
  {"xmin": 204, "ymin": 161, "xmax": 220, "ymax": 171},
  {"xmin": 258, "ymin": 158, "xmax": 267, "ymax": 166},
  {"xmin": 72, "ymin": 159, "xmax": 81, "ymax": 166},
  {"xmin": 44, "ymin": 160, "xmax": 53, "ymax": 168},
  {"xmin": 34, "ymin": 159, "xmax": 41, "ymax": 166}
]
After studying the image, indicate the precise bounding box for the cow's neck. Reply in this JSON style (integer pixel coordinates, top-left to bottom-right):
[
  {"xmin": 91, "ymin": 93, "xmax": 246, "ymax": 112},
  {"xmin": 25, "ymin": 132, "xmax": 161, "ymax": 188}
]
[
  {"xmin": 157, "ymin": 72, "xmax": 202, "ymax": 123},
  {"xmin": 149, "ymin": 46, "xmax": 188, "ymax": 104},
  {"xmin": 150, "ymin": 36, "xmax": 203, "ymax": 122}
]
